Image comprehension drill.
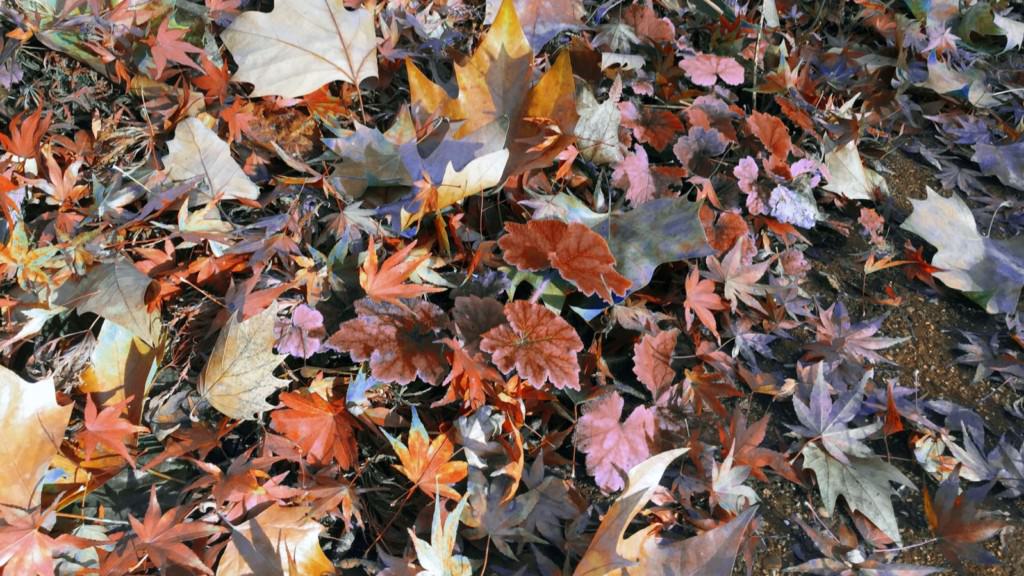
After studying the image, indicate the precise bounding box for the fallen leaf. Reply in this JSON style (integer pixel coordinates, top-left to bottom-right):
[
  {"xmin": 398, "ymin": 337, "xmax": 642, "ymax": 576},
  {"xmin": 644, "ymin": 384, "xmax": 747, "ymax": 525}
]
[
  {"xmin": 623, "ymin": 505, "xmax": 758, "ymax": 576},
  {"xmin": 125, "ymin": 487, "xmax": 223, "ymax": 575},
  {"xmin": 360, "ymin": 238, "xmax": 445, "ymax": 304},
  {"xmin": 216, "ymin": 504, "xmax": 334, "ymax": 576},
  {"xmin": 480, "ymin": 300, "xmax": 584, "ymax": 390},
  {"xmin": 971, "ymin": 140, "xmax": 1024, "ymax": 192},
  {"xmin": 633, "ymin": 329, "xmax": 678, "ymax": 395},
  {"xmin": 199, "ymin": 304, "xmax": 289, "ymax": 420},
  {"xmin": 576, "ymin": 391, "xmax": 657, "ymax": 492},
  {"xmin": 56, "ymin": 258, "xmax": 162, "ymax": 346},
  {"xmin": 575, "ymin": 80, "xmax": 624, "ymax": 165},
  {"xmin": 0, "ymin": 366, "xmax": 72, "ymax": 510},
  {"xmin": 684, "ymin": 268, "xmax": 726, "ymax": 341},
  {"xmin": 411, "ymin": 491, "xmax": 471, "ymax": 576},
  {"xmin": 822, "ymin": 140, "xmax": 889, "ymax": 200},
  {"xmin": 271, "ymin": 391, "xmax": 358, "ymax": 469},
  {"xmin": 485, "ymin": 0, "xmax": 584, "ymax": 51},
  {"xmin": 162, "ymin": 117, "xmax": 260, "ymax": 202},
  {"xmin": 679, "ymin": 53, "xmax": 744, "ymax": 86},
  {"xmin": 221, "ymin": 0, "xmax": 377, "ymax": 98},
  {"xmin": 924, "ymin": 467, "xmax": 1007, "ymax": 570},
  {"xmin": 384, "ymin": 408, "xmax": 468, "ymax": 501},
  {"xmin": 78, "ymin": 395, "xmax": 147, "ymax": 467}
]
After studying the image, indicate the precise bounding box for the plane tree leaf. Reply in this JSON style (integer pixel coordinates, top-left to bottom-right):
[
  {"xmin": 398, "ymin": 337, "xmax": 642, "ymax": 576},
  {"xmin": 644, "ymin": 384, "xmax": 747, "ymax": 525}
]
[
  {"xmin": 789, "ymin": 370, "xmax": 883, "ymax": 464},
  {"xmin": 199, "ymin": 304, "xmax": 289, "ymax": 420},
  {"xmin": 484, "ymin": 0, "xmax": 584, "ymax": 51},
  {"xmin": 221, "ymin": 0, "xmax": 378, "ymax": 98},
  {"xmin": 901, "ymin": 187, "xmax": 1024, "ymax": 314},
  {"xmin": 215, "ymin": 504, "xmax": 334, "ymax": 576},
  {"xmin": 56, "ymin": 258, "xmax": 162, "ymax": 347},
  {"xmin": 162, "ymin": 117, "xmax": 260, "ymax": 202}
]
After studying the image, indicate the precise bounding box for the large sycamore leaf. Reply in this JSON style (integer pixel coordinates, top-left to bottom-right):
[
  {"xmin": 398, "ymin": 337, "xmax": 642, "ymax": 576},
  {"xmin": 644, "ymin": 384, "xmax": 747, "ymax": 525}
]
[
  {"xmin": 216, "ymin": 504, "xmax": 334, "ymax": 576},
  {"xmin": 200, "ymin": 304, "xmax": 288, "ymax": 420},
  {"xmin": 901, "ymin": 187, "xmax": 1024, "ymax": 314},
  {"xmin": 79, "ymin": 321, "xmax": 159, "ymax": 424},
  {"xmin": 163, "ymin": 117, "xmax": 259, "ymax": 202},
  {"xmin": 0, "ymin": 366, "xmax": 72, "ymax": 510},
  {"xmin": 822, "ymin": 140, "xmax": 889, "ymax": 200},
  {"xmin": 574, "ymin": 448, "xmax": 688, "ymax": 576},
  {"xmin": 56, "ymin": 258, "xmax": 162, "ymax": 346},
  {"xmin": 801, "ymin": 443, "xmax": 914, "ymax": 544},
  {"xmin": 484, "ymin": 0, "xmax": 584, "ymax": 51},
  {"xmin": 221, "ymin": 0, "xmax": 377, "ymax": 98}
]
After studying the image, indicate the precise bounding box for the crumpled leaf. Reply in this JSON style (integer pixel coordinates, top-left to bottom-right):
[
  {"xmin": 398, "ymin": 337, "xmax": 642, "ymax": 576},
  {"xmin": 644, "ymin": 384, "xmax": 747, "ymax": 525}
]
[
  {"xmin": 56, "ymin": 258, "xmax": 162, "ymax": 346},
  {"xmin": 499, "ymin": 219, "xmax": 631, "ymax": 303},
  {"xmin": 822, "ymin": 140, "xmax": 889, "ymax": 200},
  {"xmin": 971, "ymin": 140, "xmax": 1024, "ymax": 192},
  {"xmin": 901, "ymin": 187, "xmax": 1024, "ymax": 314},
  {"xmin": 221, "ymin": 0, "xmax": 377, "ymax": 98},
  {"xmin": 215, "ymin": 504, "xmax": 334, "ymax": 576},
  {"xmin": 0, "ymin": 366, "xmax": 72, "ymax": 510},
  {"xmin": 622, "ymin": 505, "xmax": 758, "ymax": 576},
  {"xmin": 199, "ymin": 304, "xmax": 288, "ymax": 420},
  {"xmin": 328, "ymin": 298, "xmax": 449, "ymax": 385},
  {"xmin": 163, "ymin": 117, "xmax": 259, "ymax": 202},
  {"xmin": 480, "ymin": 300, "xmax": 583, "ymax": 390},
  {"xmin": 576, "ymin": 391, "xmax": 656, "ymax": 493},
  {"xmin": 573, "ymin": 448, "xmax": 688, "ymax": 576},
  {"xmin": 801, "ymin": 443, "xmax": 914, "ymax": 544}
]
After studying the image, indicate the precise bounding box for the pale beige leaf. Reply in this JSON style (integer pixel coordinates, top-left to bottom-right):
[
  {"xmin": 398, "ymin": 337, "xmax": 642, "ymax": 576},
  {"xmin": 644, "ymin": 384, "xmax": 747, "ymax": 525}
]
[
  {"xmin": 79, "ymin": 321, "xmax": 160, "ymax": 424},
  {"xmin": 163, "ymin": 117, "xmax": 260, "ymax": 202},
  {"xmin": 221, "ymin": 0, "xmax": 377, "ymax": 98},
  {"xmin": 573, "ymin": 448, "xmax": 688, "ymax": 576},
  {"xmin": 400, "ymin": 148, "xmax": 510, "ymax": 229},
  {"xmin": 56, "ymin": 258, "xmax": 162, "ymax": 346},
  {"xmin": 200, "ymin": 304, "xmax": 288, "ymax": 420},
  {"xmin": 822, "ymin": 140, "xmax": 888, "ymax": 201},
  {"xmin": 0, "ymin": 366, "xmax": 73, "ymax": 510},
  {"xmin": 216, "ymin": 504, "xmax": 334, "ymax": 576},
  {"xmin": 574, "ymin": 83, "xmax": 624, "ymax": 165}
]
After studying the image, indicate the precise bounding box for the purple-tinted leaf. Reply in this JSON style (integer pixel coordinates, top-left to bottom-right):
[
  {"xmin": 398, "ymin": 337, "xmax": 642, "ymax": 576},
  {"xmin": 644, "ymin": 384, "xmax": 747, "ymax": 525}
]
[
  {"xmin": 972, "ymin": 141, "xmax": 1024, "ymax": 191},
  {"xmin": 790, "ymin": 368, "xmax": 881, "ymax": 463}
]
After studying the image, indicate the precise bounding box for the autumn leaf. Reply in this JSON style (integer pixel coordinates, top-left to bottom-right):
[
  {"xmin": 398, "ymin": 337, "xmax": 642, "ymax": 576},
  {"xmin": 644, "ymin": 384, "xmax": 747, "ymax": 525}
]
[
  {"xmin": 123, "ymin": 487, "xmax": 223, "ymax": 575},
  {"xmin": 683, "ymin": 365, "xmax": 743, "ymax": 418},
  {"xmin": 576, "ymin": 391, "xmax": 657, "ymax": 493},
  {"xmin": 78, "ymin": 395, "xmax": 147, "ymax": 467},
  {"xmin": 216, "ymin": 504, "xmax": 334, "ymax": 576},
  {"xmin": 162, "ymin": 117, "xmax": 260, "ymax": 202},
  {"xmin": 434, "ymin": 338, "xmax": 504, "ymax": 410},
  {"xmin": 199, "ymin": 304, "xmax": 289, "ymax": 420},
  {"xmin": 719, "ymin": 409, "xmax": 799, "ymax": 483},
  {"xmin": 221, "ymin": 0, "xmax": 378, "ymax": 98},
  {"xmin": 0, "ymin": 504, "xmax": 89, "ymax": 576},
  {"xmin": 56, "ymin": 258, "xmax": 162, "ymax": 346},
  {"xmin": 327, "ymin": 298, "xmax": 449, "ymax": 385},
  {"xmin": 684, "ymin": 268, "xmax": 726, "ymax": 341},
  {"xmin": 924, "ymin": 467, "xmax": 1007, "ymax": 570},
  {"xmin": 498, "ymin": 220, "xmax": 631, "ymax": 303},
  {"xmin": 485, "ymin": 0, "xmax": 584, "ymax": 51},
  {"xmin": 0, "ymin": 366, "xmax": 72, "ymax": 510},
  {"xmin": 480, "ymin": 300, "xmax": 584, "ymax": 390},
  {"xmin": 144, "ymin": 18, "xmax": 203, "ymax": 79},
  {"xmin": 633, "ymin": 329, "xmax": 678, "ymax": 395},
  {"xmin": 384, "ymin": 408, "xmax": 468, "ymax": 501},
  {"xmin": 705, "ymin": 239, "xmax": 770, "ymax": 313},
  {"xmin": 411, "ymin": 492, "xmax": 472, "ymax": 576},
  {"xmin": 359, "ymin": 238, "xmax": 445, "ymax": 304},
  {"xmin": 271, "ymin": 391, "xmax": 358, "ymax": 469},
  {"xmin": 746, "ymin": 112, "xmax": 792, "ymax": 174},
  {"xmin": 0, "ymin": 108, "xmax": 51, "ymax": 159},
  {"xmin": 679, "ymin": 53, "xmax": 744, "ymax": 86}
]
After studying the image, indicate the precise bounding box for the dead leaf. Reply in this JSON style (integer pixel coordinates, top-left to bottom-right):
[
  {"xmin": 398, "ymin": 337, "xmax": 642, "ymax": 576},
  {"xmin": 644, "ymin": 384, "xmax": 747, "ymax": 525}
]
[
  {"xmin": 56, "ymin": 258, "xmax": 162, "ymax": 346},
  {"xmin": 163, "ymin": 117, "xmax": 260, "ymax": 202},
  {"xmin": 216, "ymin": 504, "xmax": 335, "ymax": 576}
]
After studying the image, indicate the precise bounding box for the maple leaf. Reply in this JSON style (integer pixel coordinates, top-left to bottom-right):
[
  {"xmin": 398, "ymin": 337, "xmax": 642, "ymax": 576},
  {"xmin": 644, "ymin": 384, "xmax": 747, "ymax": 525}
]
[
  {"xmin": 328, "ymin": 298, "xmax": 449, "ymax": 385},
  {"xmin": 682, "ymin": 364, "xmax": 743, "ymax": 418},
  {"xmin": 434, "ymin": 338, "xmax": 503, "ymax": 410},
  {"xmin": 0, "ymin": 108, "xmax": 51, "ymax": 159},
  {"xmin": 521, "ymin": 455, "xmax": 583, "ymax": 546},
  {"xmin": 710, "ymin": 449, "xmax": 759, "ymax": 513},
  {"xmin": 123, "ymin": 488, "xmax": 222, "ymax": 575},
  {"xmin": 0, "ymin": 366, "xmax": 72, "ymax": 511},
  {"xmin": 384, "ymin": 408, "xmax": 468, "ymax": 501},
  {"xmin": 804, "ymin": 301, "xmax": 906, "ymax": 370},
  {"xmin": 359, "ymin": 238, "xmax": 445, "ymax": 304},
  {"xmin": 924, "ymin": 468, "xmax": 1007, "ymax": 571},
  {"xmin": 411, "ymin": 491, "xmax": 472, "ymax": 576},
  {"xmin": 498, "ymin": 220, "xmax": 631, "ymax": 303},
  {"xmin": 222, "ymin": 0, "xmax": 377, "ymax": 98},
  {"xmin": 789, "ymin": 370, "xmax": 881, "ymax": 464},
  {"xmin": 463, "ymin": 472, "xmax": 542, "ymax": 557},
  {"xmin": 684, "ymin": 268, "xmax": 727, "ymax": 341},
  {"xmin": 480, "ymin": 300, "xmax": 584, "ymax": 390},
  {"xmin": 903, "ymin": 241, "xmax": 943, "ymax": 289},
  {"xmin": 0, "ymin": 504, "xmax": 86, "ymax": 576},
  {"xmin": 679, "ymin": 53, "xmax": 745, "ymax": 86},
  {"xmin": 78, "ymin": 395, "xmax": 147, "ymax": 467},
  {"xmin": 216, "ymin": 504, "xmax": 334, "ymax": 576},
  {"xmin": 270, "ymin": 391, "xmax": 358, "ymax": 469},
  {"xmin": 787, "ymin": 516, "xmax": 942, "ymax": 576},
  {"xmin": 199, "ymin": 304, "xmax": 289, "ymax": 420},
  {"xmin": 144, "ymin": 18, "xmax": 203, "ymax": 79},
  {"xmin": 576, "ymin": 391, "xmax": 656, "ymax": 492},
  {"xmin": 193, "ymin": 55, "xmax": 229, "ymax": 103},
  {"xmin": 633, "ymin": 329, "xmax": 678, "ymax": 395},
  {"xmin": 705, "ymin": 239, "xmax": 770, "ymax": 313},
  {"xmin": 719, "ymin": 409, "xmax": 799, "ymax": 484}
]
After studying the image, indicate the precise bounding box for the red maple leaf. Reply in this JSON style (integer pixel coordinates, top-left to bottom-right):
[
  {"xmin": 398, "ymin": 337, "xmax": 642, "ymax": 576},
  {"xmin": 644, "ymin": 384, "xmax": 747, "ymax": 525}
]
[
  {"xmin": 576, "ymin": 391, "xmax": 656, "ymax": 492},
  {"xmin": 327, "ymin": 298, "xmax": 449, "ymax": 385},
  {"xmin": 924, "ymin": 467, "xmax": 1007, "ymax": 570},
  {"xmin": 0, "ymin": 108, "xmax": 51, "ymax": 159},
  {"xmin": 633, "ymin": 329, "xmax": 678, "ymax": 395},
  {"xmin": 903, "ymin": 240, "xmax": 942, "ymax": 289},
  {"xmin": 78, "ymin": 395, "xmax": 147, "ymax": 467},
  {"xmin": 270, "ymin": 391, "xmax": 359, "ymax": 469},
  {"xmin": 144, "ymin": 18, "xmax": 203, "ymax": 79},
  {"xmin": 684, "ymin": 268, "xmax": 727, "ymax": 342},
  {"xmin": 0, "ymin": 504, "xmax": 89, "ymax": 576},
  {"xmin": 433, "ymin": 338, "xmax": 504, "ymax": 410},
  {"xmin": 360, "ymin": 237, "xmax": 445, "ymax": 304},
  {"xmin": 683, "ymin": 364, "xmax": 743, "ymax": 418},
  {"xmin": 719, "ymin": 409, "xmax": 800, "ymax": 484},
  {"xmin": 121, "ymin": 488, "xmax": 222, "ymax": 575},
  {"xmin": 498, "ymin": 220, "xmax": 631, "ymax": 303},
  {"xmin": 192, "ymin": 55, "xmax": 230, "ymax": 103},
  {"xmin": 480, "ymin": 300, "xmax": 584, "ymax": 391}
]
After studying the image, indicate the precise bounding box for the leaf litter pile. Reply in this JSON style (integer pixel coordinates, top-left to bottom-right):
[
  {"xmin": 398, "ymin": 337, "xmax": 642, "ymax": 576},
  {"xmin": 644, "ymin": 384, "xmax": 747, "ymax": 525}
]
[{"xmin": 2, "ymin": 0, "xmax": 1024, "ymax": 574}]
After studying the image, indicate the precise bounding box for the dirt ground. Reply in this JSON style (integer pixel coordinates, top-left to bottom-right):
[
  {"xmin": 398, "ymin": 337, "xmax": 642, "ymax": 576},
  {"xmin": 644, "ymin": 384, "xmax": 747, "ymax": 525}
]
[{"xmin": 748, "ymin": 151, "xmax": 1023, "ymax": 575}]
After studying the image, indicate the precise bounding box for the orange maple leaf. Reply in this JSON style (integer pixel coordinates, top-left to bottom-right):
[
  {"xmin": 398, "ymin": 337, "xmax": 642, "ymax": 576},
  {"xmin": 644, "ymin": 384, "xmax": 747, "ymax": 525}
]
[
  {"xmin": 78, "ymin": 395, "xmax": 147, "ymax": 467},
  {"xmin": 383, "ymin": 408, "xmax": 467, "ymax": 501},
  {"xmin": 359, "ymin": 237, "xmax": 444, "ymax": 304},
  {"xmin": 271, "ymin": 391, "xmax": 359, "ymax": 469}
]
